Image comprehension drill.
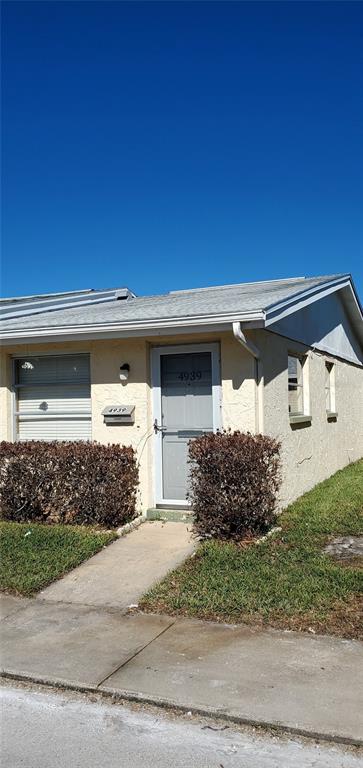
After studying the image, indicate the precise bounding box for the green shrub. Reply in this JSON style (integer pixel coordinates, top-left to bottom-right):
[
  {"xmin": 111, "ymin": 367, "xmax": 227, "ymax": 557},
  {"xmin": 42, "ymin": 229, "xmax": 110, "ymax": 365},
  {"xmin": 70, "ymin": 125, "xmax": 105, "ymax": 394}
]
[
  {"xmin": 188, "ymin": 431, "xmax": 281, "ymax": 541},
  {"xmin": 0, "ymin": 440, "xmax": 139, "ymax": 528}
]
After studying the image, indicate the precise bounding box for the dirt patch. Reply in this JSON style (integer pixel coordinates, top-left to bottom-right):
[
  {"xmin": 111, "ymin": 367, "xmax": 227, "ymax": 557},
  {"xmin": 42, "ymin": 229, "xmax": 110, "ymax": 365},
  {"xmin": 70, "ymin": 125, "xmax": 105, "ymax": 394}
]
[{"xmin": 324, "ymin": 536, "xmax": 363, "ymax": 561}]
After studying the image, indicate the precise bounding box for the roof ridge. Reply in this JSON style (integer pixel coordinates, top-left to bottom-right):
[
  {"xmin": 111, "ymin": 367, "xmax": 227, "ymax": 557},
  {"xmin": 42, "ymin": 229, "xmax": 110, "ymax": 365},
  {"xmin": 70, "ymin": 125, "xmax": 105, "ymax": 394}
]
[
  {"xmin": 169, "ymin": 276, "xmax": 305, "ymax": 295},
  {"xmin": 168, "ymin": 274, "xmax": 347, "ymax": 296}
]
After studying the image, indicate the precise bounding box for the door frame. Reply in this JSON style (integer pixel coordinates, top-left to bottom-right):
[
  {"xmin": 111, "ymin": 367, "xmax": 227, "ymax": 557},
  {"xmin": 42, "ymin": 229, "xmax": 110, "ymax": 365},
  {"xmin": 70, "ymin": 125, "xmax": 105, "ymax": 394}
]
[{"xmin": 151, "ymin": 342, "xmax": 222, "ymax": 507}]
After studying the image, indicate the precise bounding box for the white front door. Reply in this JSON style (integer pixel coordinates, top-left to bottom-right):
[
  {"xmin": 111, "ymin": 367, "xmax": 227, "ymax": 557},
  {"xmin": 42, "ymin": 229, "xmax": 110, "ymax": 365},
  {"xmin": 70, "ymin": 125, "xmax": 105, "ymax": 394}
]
[{"xmin": 151, "ymin": 343, "xmax": 221, "ymax": 506}]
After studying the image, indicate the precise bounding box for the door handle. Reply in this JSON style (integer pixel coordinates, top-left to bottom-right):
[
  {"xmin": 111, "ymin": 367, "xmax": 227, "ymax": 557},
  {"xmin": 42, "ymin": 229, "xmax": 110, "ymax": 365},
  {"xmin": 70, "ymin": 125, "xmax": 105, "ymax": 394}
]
[{"xmin": 153, "ymin": 418, "xmax": 166, "ymax": 434}]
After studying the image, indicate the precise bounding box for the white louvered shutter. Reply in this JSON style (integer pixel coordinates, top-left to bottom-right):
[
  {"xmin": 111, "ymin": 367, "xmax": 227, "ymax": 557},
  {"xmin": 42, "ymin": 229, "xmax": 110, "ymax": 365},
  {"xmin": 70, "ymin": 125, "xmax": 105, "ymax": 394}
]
[{"xmin": 15, "ymin": 354, "xmax": 91, "ymax": 441}]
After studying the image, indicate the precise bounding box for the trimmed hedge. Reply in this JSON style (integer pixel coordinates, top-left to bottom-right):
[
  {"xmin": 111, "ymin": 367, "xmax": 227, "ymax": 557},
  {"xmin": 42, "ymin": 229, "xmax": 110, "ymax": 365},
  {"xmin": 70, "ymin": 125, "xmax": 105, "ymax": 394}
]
[
  {"xmin": 188, "ymin": 431, "xmax": 281, "ymax": 541},
  {"xmin": 0, "ymin": 441, "xmax": 139, "ymax": 528}
]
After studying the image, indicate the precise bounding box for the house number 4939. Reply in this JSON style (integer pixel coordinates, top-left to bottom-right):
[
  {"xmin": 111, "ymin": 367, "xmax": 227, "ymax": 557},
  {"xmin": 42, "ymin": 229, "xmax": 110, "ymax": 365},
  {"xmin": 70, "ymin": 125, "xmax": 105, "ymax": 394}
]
[{"xmin": 178, "ymin": 371, "xmax": 202, "ymax": 381}]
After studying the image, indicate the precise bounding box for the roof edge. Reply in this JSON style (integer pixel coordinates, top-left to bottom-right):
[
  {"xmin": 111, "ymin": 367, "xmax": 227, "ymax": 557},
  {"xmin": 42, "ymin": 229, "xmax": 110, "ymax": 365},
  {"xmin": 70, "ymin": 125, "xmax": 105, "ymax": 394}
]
[
  {"xmin": 0, "ymin": 309, "xmax": 266, "ymax": 344},
  {"xmin": 265, "ymin": 275, "xmax": 358, "ymax": 320},
  {"xmin": 265, "ymin": 275, "xmax": 363, "ymax": 346},
  {"xmin": 1, "ymin": 274, "xmax": 361, "ymax": 345},
  {"xmin": 0, "ymin": 287, "xmax": 135, "ymax": 322}
]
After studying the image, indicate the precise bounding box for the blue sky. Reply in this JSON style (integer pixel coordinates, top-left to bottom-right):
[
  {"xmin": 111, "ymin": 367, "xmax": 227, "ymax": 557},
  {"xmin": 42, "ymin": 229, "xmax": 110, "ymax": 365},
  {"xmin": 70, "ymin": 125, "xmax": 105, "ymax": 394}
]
[{"xmin": 1, "ymin": 1, "xmax": 362, "ymax": 299}]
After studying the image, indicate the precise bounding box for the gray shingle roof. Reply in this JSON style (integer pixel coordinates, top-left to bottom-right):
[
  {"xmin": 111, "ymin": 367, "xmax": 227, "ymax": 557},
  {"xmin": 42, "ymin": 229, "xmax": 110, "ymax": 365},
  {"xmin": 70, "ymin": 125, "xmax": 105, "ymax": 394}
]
[{"xmin": 0, "ymin": 275, "xmax": 347, "ymax": 331}]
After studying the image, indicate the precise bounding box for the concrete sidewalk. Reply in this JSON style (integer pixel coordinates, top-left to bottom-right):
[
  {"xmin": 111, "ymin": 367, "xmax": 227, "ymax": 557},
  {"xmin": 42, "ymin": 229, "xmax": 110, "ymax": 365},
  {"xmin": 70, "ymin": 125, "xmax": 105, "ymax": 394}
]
[
  {"xmin": 1, "ymin": 594, "xmax": 362, "ymax": 745},
  {"xmin": 38, "ymin": 521, "xmax": 195, "ymax": 610}
]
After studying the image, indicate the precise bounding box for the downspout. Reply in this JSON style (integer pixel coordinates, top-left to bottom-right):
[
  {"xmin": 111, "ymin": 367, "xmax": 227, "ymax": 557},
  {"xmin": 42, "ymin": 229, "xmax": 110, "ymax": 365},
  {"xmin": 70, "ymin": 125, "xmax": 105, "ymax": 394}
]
[{"xmin": 232, "ymin": 321, "xmax": 264, "ymax": 434}]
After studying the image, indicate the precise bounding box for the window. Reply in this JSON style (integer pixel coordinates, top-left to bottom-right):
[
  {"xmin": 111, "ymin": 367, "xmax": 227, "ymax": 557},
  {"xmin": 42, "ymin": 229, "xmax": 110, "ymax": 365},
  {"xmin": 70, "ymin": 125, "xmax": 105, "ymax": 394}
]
[
  {"xmin": 14, "ymin": 354, "xmax": 91, "ymax": 441},
  {"xmin": 325, "ymin": 361, "xmax": 335, "ymax": 414},
  {"xmin": 288, "ymin": 355, "xmax": 304, "ymax": 415}
]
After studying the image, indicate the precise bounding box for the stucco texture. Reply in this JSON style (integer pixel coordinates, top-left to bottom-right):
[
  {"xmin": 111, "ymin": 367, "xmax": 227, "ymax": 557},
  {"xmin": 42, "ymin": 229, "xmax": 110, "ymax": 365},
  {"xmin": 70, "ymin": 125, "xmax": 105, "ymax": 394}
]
[
  {"xmin": 0, "ymin": 333, "xmax": 255, "ymax": 510},
  {"xmin": 1, "ymin": 330, "xmax": 361, "ymax": 510},
  {"xmin": 254, "ymin": 329, "xmax": 363, "ymax": 507}
]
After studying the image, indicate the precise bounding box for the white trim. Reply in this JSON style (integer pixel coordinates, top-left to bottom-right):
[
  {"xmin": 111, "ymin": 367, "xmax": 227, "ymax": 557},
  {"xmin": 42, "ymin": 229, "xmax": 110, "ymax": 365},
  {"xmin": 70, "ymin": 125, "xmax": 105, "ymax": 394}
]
[
  {"xmin": 0, "ymin": 310, "xmax": 265, "ymax": 343},
  {"xmin": 288, "ymin": 351, "xmax": 311, "ymax": 419},
  {"xmin": 158, "ymin": 499, "xmax": 193, "ymax": 508},
  {"xmin": 151, "ymin": 351, "xmax": 162, "ymax": 506},
  {"xmin": 0, "ymin": 322, "xmax": 235, "ymax": 346},
  {"xmin": 265, "ymin": 278, "xmax": 352, "ymax": 326},
  {"xmin": 11, "ymin": 358, "xmax": 17, "ymax": 442},
  {"xmin": 151, "ymin": 342, "xmax": 221, "ymax": 507},
  {"xmin": 325, "ymin": 359, "xmax": 336, "ymax": 414}
]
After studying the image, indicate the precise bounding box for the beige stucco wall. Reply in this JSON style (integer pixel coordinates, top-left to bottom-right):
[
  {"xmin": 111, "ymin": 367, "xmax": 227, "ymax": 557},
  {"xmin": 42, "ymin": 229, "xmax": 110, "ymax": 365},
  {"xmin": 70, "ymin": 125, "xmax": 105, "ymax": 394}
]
[
  {"xmin": 0, "ymin": 332, "xmax": 255, "ymax": 510},
  {"xmin": 2, "ymin": 329, "xmax": 360, "ymax": 511},
  {"xmin": 253, "ymin": 329, "xmax": 363, "ymax": 508}
]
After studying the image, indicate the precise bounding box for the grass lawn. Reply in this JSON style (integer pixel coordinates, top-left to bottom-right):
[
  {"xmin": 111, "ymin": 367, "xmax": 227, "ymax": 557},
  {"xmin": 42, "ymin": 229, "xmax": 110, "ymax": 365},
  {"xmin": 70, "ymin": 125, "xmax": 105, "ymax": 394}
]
[
  {"xmin": 0, "ymin": 521, "xmax": 117, "ymax": 597},
  {"xmin": 141, "ymin": 460, "xmax": 363, "ymax": 638}
]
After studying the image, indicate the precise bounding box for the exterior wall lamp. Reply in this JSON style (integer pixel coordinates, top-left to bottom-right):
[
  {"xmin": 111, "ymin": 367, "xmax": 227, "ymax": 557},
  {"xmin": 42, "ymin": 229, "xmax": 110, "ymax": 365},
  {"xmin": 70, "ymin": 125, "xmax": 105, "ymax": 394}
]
[{"xmin": 119, "ymin": 363, "xmax": 130, "ymax": 382}]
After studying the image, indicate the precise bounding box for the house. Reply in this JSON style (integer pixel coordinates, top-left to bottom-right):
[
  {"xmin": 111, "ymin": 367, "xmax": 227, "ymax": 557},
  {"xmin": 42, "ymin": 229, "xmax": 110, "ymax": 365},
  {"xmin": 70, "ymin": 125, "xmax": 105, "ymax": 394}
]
[{"xmin": 0, "ymin": 273, "xmax": 362, "ymax": 511}]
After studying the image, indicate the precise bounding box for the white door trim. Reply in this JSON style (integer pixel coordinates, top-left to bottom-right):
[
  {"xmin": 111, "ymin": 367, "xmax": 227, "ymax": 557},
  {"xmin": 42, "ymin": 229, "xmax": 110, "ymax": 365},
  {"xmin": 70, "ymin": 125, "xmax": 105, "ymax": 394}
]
[{"xmin": 151, "ymin": 342, "xmax": 222, "ymax": 507}]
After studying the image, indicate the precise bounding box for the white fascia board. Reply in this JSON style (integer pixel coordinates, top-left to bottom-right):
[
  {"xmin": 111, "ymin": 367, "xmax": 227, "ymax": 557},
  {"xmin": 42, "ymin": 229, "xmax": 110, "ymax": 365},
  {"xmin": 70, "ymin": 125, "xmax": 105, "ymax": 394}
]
[
  {"xmin": 1, "ymin": 324, "xmax": 231, "ymax": 345},
  {"xmin": 264, "ymin": 277, "xmax": 352, "ymax": 327},
  {"xmin": 341, "ymin": 280, "xmax": 363, "ymax": 323},
  {"xmin": 0, "ymin": 310, "xmax": 265, "ymax": 345}
]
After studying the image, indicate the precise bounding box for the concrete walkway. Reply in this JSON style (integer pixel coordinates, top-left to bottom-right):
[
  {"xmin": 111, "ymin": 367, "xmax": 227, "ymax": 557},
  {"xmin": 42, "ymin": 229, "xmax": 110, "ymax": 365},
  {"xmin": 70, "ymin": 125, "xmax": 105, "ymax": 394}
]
[
  {"xmin": 38, "ymin": 521, "xmax": 195, "ymax": 610},
  {"xmin": 1, "ymin": 594, "xmax": 362, "ymax": 745}
]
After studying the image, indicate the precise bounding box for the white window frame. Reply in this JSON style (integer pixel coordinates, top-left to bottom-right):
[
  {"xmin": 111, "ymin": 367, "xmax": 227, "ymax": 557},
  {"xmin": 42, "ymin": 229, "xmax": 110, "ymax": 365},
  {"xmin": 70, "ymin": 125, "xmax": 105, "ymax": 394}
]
[
  {"xmin": 12, "ymin": 352, "xmax": 92, "ymax": 442},
  {"xmin": 325, "ymin": 360, "xmax": 337, "ymax": 418},
  {"xmin": 151, "ymin": 343, "xmax": 222, "ymax": 507},
  {"xmin": 288, "ymin": 352, "xmax": 311, "ymax": 424}
]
